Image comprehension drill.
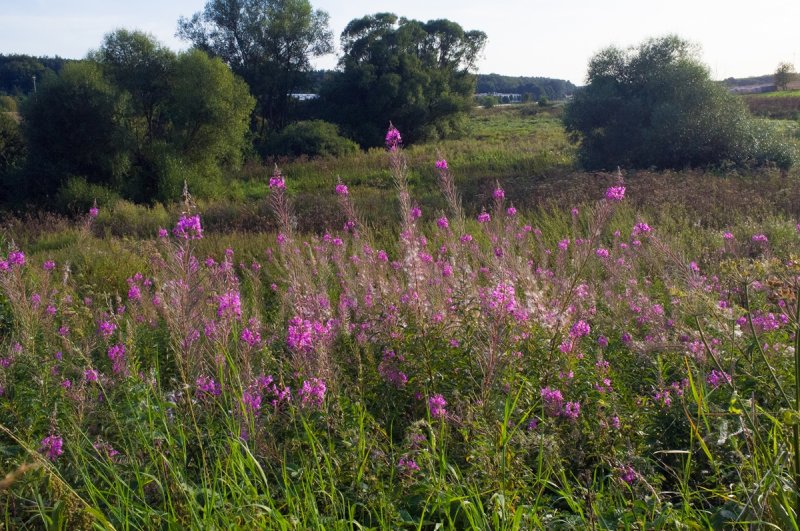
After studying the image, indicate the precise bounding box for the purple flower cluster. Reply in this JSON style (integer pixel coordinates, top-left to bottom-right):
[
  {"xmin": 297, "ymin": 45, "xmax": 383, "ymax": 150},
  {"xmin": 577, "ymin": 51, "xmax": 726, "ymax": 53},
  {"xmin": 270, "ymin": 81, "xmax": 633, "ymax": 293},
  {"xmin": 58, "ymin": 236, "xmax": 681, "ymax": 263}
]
[
  {"xmin": 196, "ymin": 375, "xmax": 222, "ymax": 397},
  {"xmin": 40, "ymin": 434, "xmax": 64, "ymax": 461},
  {"xmin": 477, "ymin": 212, "xmax": 491, "ymax": 223},
  {"xmin": 217, "ymin": 291, "xmax": 242, "ymax": 320},
  {"xmin": 269, "ymin": 175, "xmax": 285, "ymax": 189},
  {"xmin": 378, "ymin": 350, "xmax": 408, "ymax": 387},
  {"xmin": 428, "ymin": 394, "xmax": 447, "ymax": 418},
  {"xmin": 605, "ymin": 186, "xmax": 626, "ymax": 201},
  {"xmin": 398, "ymin": 456, "xmax": 421, "ymax": 473},
  {"xmin": 299, "ymin": 378, "xmax": 327, "ymax": 408},
  {"xmin": 435, "ymin": 159, "xmax": 448, "ymax": 170},
  {"xmin": 173, "ymin": 214, "xmax": 203, "ymax": 240},
  {"xmin": 107, "ymin": 344, "xmax": 126, "ymax": 374},
  {"xmin": 335, "ymin": 183, "xmax": 349, "ymax": 196},
  {"xmin": 385, "ymin": 125, "xmax": 402, "ymax": 150},
  {"xmin": 287, "ymin": 316, "xmax": 333, "ymax": 352},
  {"xmin": 706, "ymin": 369, "xmax": 731, "ymax": 389},
  {"xmin": 570, "ymin": 320, "xmax": 591, "ymax": 338}
]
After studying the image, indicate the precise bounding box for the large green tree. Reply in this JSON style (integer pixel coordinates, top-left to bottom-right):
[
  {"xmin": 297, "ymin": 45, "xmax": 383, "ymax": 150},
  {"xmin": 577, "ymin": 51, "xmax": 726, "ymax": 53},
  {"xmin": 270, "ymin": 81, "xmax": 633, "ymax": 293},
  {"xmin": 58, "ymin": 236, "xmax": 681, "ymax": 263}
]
[
  {"xmin": 18, "ymin": 31, "xmax": 255, "ymax": 205},
  {"xmin": 320, "ymin": 14, "xmax": 486, "ymax": 147},
  {"xmin": 21, "ymin": 61, "xmax": 131, "ymax": 202},
  {"xmin": 177, "ymin": 0, "xmax": 332, "ymax": 133},
  {"xmin": 564, "ymin": 35, "xmax": 795, "ymax": 170}
]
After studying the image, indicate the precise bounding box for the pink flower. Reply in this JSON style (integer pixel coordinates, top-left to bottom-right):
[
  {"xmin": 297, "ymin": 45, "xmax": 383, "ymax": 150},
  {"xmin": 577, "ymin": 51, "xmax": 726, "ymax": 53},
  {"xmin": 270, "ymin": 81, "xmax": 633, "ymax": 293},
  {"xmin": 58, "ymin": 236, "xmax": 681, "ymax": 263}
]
[
  {"xmin": 428, "ymin": 394, "xmax": 447, "ymax": 418},
  {"xmin": 40, "ymin": 435, "xmax": 64, "ymax": 461},
  {"xmin": 335, "ymin": 183, "xmax": 349, "ymax": 196},
  {"xmin": 605, "ymin": 186, "xmax": 626, "ymax": 201},
  {"xmin": 563, "ymin": 401, "xmax": 581, "ymax": 419},
  {"xmin": 435, "ymin": 159, "xmax": 448, "ymax": 170},
  {"xmin": 410, "ymin": 206, "xmax": 422, "ymax": 220},
  {"xmin": 385, "ymin": 125, "xmax": 402, "ymax": 150},
  {"xmin": 398, "ymin": 456, "xmax": 420, "ymax": 473},
  {"xmin": 299, "ymin": 378, "xmax": 327, "ymax": 408},
  {"xmin": 43, "ymin": 260, "xmax": 55, "ymax": 271},
  {"xmin": 751, "ymin": 234, "xmax": 768, "ymax": 243},
  {"xmin": 493, "ymin": 187, "xmax": 505, "ymax": 200},
  {"xmin": 477, "ymin": 212, "xmax": 491, "ymax": 223},
  {"xmin": 506, "ymin": 206, "xmax": 517, "ymax": 217},
  {"xmin": 8, "ymin": 251, "xmax": 25, "ymax": 267},
  {"xmin": 217, "ymin": 291, "xmax": 242, "ymax": 319},
  {"xmin": 196, "ymin": 375, "xmax": 222, "ymax": 397},
  {"xmin": 570, "ymin": 320, "xmax": 591, "ymax": 338},
  {"xmin": 723, "ymin": 232, "xmax": 734, "ymax": 240},
  {"xmin": 173, "ymin": 214, "xmax": 203, "ymax": 240},
  {"xmin": 89, "ymin": 206, "xmax": 99, "ymax": 218},
  {"xmin": 269, "ymin": 176, "xmax": 285, "ymax": 189},
  {"xmin": 437, "ymin": 216, "xmax": 449, "ymax": 229}
]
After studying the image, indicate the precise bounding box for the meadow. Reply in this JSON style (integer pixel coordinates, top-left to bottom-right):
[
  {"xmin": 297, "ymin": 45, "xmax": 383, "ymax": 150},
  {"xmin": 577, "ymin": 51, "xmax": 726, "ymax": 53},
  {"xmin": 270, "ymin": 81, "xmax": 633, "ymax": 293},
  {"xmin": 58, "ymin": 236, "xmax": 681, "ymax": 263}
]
[{"xmin": 2, "ymin": 106, "xmax": 800, "ymax": 528}]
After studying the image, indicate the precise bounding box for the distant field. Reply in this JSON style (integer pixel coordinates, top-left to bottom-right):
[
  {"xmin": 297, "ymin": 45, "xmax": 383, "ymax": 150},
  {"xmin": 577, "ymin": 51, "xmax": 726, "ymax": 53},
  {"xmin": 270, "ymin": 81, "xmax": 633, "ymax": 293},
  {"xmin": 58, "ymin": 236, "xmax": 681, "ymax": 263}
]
[{"xmin": 744, "ymin": 90, "xmax": 800, "ymax": 118}]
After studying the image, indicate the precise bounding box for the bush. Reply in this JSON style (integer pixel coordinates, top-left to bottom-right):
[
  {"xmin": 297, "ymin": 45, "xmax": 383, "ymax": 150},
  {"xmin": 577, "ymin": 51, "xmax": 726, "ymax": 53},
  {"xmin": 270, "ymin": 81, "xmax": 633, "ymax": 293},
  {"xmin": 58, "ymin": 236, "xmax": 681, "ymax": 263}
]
[
  {"xmin": 0, "ymin": 95, "xmax": 17, "ymax": 112},
  {"xmin": 266, "ymin": 120, "xmax": 359, "ymax": 159},
  {"xmin": 564, "ymin": 35, "xmax": 796, "ymax": 171},
  {"xmin": 56, "ymin": 176, "xmax": 121, "ymax": 215}
]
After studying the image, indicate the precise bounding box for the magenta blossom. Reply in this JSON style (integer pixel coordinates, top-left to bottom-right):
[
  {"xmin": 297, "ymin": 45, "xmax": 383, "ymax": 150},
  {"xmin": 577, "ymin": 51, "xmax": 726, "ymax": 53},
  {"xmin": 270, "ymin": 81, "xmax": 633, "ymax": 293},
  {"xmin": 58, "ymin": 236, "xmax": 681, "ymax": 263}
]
[
  {"xmin": 435, "ymin": 159, "xmax": 448, "ymax": 170},
  {"xmin": 477, "ymin": 212, "xmax": 491, "ymax": 223},
  {"xmin": 299, "ymin": 378, "xmax": 327, "ymax": 408},
  {"xmin": 605, "ymin": 186, "xmax": 626, "ymax": 201},
  {"xmin": 269, "ymin": 175, "xmax": 285, "ymax": 189},
  {"xmin": 385, "ymin": 125, "xmax": 402, "ymax": 150},
  {"xmin": 40, "ymin": 434, "xmax": 64, "ymax": 461},
  {"xmin": 428, "ymin": 394, "xmax": 447, "ymax": 418},
  {"xmin": 173, "ymin": 214, "xmax": 203, "ymax": 240},
  {"xmin": 335, "ymin": 183, "xmax": 349, "ymax": 196}
]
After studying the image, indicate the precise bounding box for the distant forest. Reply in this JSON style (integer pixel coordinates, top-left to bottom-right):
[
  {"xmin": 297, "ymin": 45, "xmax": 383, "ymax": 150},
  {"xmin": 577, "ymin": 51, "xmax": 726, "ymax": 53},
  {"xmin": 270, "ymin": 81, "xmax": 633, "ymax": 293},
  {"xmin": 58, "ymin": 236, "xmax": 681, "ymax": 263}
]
[
  {"xmin": 0, "ymin": 54, "xmax": 72, "ymax": 96},
  {"xmin": 1, "ymin": 54, "xmax": 577, "ymax": 101},
  {"xmin": 475, "ymin": 74, "xmax": 577, "ymax": 100}
]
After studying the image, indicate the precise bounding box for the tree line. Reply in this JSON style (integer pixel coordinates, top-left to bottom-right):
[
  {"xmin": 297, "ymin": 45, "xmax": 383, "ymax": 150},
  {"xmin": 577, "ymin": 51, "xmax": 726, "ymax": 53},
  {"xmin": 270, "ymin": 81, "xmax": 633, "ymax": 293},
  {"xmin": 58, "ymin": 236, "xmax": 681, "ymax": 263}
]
[{"xmin": 0, "ymin": 1, "xmax": 487, "ymax": 208}]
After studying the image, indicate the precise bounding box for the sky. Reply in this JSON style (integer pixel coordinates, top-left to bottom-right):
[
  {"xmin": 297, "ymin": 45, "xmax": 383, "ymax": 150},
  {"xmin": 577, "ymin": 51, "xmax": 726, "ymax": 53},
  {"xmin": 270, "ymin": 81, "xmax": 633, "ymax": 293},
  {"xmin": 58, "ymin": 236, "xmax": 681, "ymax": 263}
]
[{"xmin": 1, "ymin": 0, "xmax": 799, "ymax": 85}]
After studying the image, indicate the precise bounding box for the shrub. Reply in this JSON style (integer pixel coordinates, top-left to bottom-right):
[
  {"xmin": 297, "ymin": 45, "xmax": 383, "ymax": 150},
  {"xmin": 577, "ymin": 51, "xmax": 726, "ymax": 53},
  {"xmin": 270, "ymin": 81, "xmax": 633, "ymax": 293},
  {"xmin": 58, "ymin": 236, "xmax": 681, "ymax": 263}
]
[
  {"xmin": 266, "ymin": 120, "xmax": 359, "ymax": 159},
  {"xmin": 564, "ymin": 35, "xmax": 796, "ymax": 170},
  {"xmin": 56, "ymin": 176, "xmax": 121, "ymax": 215}
]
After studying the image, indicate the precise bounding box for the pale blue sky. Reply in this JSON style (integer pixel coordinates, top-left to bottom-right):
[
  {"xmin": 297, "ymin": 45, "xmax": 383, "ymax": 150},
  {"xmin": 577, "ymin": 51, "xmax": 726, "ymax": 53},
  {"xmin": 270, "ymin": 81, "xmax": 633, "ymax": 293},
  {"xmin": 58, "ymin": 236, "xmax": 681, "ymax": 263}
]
[{"xmin": 1, "ymin": 0, "xmax": 798, "ymax": 84}]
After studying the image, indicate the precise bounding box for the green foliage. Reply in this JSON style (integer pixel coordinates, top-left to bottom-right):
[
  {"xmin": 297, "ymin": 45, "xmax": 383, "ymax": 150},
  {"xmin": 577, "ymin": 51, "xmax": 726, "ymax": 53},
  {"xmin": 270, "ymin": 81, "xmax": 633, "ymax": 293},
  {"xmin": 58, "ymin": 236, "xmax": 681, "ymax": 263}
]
[
  {"xmin": 0, "ymin": 95, "xmax": 17, "ymax": 112},
  {"xmin": 20, "ymin": 61, "xmax": 131, "ymax": 203},
  {"xmin": 320, "ymin": 13, "xmax": 487, "ymax": 147},
  {"xmin": 177, "ymin": 0, "xmax": 333, "ymax": 132},
  {"xmin": 564, "ymin": 35, "xmax": 796, "ymax": 171},
  {"xmin": 15, "ymin": 31, "xmax": 255, "ymax": 206},
  {"xmin": 266, "ymin": 120, "xmax": 358, "ymax": 158},
  {"xmin": 0, "ymin": 113, "xmax": 25, "ymax": 173},
  {"xmin": 56, "ymin": 176, "xmax": 121, "ymax": 214},
  {"xmin": 0, "ymin": 54, "xmax": 70, "ymax": 96}
]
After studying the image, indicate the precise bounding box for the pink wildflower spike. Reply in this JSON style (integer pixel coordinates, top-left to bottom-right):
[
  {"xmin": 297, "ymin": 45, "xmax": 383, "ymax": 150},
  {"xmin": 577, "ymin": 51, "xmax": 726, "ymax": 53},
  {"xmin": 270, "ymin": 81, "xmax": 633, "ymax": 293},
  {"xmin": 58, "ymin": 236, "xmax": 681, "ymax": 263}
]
[
  {"xmin": 435, "ymin": 159, "xmax": 448, "ymax": 170},
  {"xmin": 428, "ymin": 394, "xmax": 447, "ymax": 418},
  {"xmin": 385, "ymin": 123, "xmax": 402, "ymax": 150}
]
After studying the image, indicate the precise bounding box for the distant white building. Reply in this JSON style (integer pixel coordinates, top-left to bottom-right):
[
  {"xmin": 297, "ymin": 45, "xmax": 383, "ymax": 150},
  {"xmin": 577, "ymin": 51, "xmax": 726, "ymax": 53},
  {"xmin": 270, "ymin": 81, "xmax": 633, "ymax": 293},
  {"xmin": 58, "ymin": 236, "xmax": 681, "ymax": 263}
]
[{"xmin": 290, "ymin": 93, "xmax": 320, "ymax": 101}]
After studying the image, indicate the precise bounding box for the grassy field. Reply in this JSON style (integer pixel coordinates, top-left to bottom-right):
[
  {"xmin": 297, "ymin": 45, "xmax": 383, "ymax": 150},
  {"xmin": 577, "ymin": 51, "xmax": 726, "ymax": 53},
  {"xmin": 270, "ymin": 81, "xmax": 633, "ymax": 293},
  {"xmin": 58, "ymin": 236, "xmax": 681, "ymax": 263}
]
[{"xmin": 2, "ymin": 106, "xmax": 800, "ymax": 528}]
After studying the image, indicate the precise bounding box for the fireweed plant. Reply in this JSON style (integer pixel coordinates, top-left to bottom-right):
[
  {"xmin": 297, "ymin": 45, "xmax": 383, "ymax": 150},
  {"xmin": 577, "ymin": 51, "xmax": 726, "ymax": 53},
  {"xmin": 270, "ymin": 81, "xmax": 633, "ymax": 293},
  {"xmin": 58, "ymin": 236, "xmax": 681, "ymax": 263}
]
[{"xmin": 1, "ymin": 126, "xmax": 800, "ymax": 528}]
